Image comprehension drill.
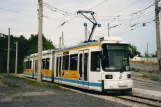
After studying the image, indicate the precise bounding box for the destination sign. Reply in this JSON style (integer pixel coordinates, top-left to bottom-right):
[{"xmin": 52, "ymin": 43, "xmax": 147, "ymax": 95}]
[{"xmin": 106, "ymin": 45, "xmax": 128, "ymax": 50}]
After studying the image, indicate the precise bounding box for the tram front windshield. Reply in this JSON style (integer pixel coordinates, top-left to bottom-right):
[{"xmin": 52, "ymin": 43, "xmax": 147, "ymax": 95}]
[{"xmin": 102, "ymin": 44, "xmax": 129, "ymax": 71}]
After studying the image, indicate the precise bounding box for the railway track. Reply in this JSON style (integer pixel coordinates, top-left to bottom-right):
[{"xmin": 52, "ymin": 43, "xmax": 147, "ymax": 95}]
[
  {"xmin": 59, "ymin": 84, "xmax": 161, "ymax": 107},
  {"xmin": 59, "ymin": 85, "xmax": 161, "ymax": 107},
  {"xmin": 115, "ymin": 94, "xmax": 161, "ymax": 107}
]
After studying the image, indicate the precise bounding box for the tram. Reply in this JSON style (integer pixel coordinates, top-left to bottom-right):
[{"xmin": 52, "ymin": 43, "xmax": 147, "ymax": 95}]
[
  {"xmin": 24, "ymin": 10, "xmax": 133, "ymax": 92},
  {"xmin": 24, "ymin": 36, "xmax": 133, "ymax": 92}
]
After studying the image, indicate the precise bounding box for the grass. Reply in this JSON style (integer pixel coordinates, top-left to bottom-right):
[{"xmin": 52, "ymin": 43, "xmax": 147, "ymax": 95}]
[
  {"xmin": 1, "ymin": 80, "xmax": 19, "ymax": 88},
  {"xmin": 151, "ymin": 76, "xmax": 161, "ymax": 82},
  {"xmin": 131, "ymin": 68, "xmax": 161, "ymax": 82},
  {"xmin": 131, "ymin": 68, "xmax": 140, "ymax": 72},
  {"xmin": 2, "ymin": 74, "xmax": 69, "ymax": 91}
]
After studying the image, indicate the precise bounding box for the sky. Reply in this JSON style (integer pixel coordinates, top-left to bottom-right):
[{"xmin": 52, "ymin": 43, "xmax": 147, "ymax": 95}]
[{"xmin": 0, "ymin": 0, "xmax": 159, "ymax": 55}]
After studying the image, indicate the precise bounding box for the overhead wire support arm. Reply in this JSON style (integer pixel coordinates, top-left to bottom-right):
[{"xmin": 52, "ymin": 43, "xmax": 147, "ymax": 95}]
[{"xmin": 77, "ymin": 10, "xmax": 98, "ymax": 41}]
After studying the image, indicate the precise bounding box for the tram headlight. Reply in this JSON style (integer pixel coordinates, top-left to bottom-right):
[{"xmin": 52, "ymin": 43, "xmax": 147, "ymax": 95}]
[
  {"xmin": 105, "ymin": 75, "xmax": 113, "ymax": 79},
  {"xmin": 127, "ymin": 74, "xmax": 131, "ymax": 78}
]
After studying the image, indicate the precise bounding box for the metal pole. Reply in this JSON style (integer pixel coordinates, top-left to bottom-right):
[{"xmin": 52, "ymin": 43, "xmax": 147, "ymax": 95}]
[
  {"xmin": 62, "ymin": 32, "xmax": 64, "ymax": 47},
  {"xmin": 59, "ymin": 37, "xmax": 61, "ymax": 48},
  {"xmin": 7, "ymin": 28, "xmax": 10, "ymax": 74},
  {"xmin": 147, "ymin": 43, "xmax": 148, "ymax": 61},
  {"xmin": 108, "ymin": 23, "xmax": 110, "ymax": 37},
  {"xmin": 155, "ymin": 0, "xmax": 161, "ymax": 71},
  {"xmin": 37, "ymin": 0, "xmax": 43, "ymax": 82},
  {"xmin": 15, "ymin": 42, "xmax": 18, "ymax": 74},
  {"xmin": 84, "ymin": 25, "xmax": 87, "ymax": 41}
]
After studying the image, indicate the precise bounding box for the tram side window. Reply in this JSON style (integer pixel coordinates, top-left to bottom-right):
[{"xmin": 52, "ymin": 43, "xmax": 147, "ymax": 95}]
[
  {"xmin": 42, "ymin": 58, "xmax": 50, "ymax": 70},
  {"xmin": 27, "ymin": 61, "xmax": 30, "ymax": 69},
  {"xmin": 25, "ymin": 61, "xmax": 30, "ymax": 69},
  {"xmin": 25, "ymin": 62, "xmax": 28, "ymax": 69},
  {"xmin": 70, "ymin": 54, "xmax": 78, "ymax": 70},
  {"xmin": 42, "ymin": 59, "xmax": 46, "ymax": 69},
  {"xmin": 62, "ymin": 55, "xmax": 69, "ymax": 70},
  {"xmin": 45, "ymin": 58, "xmax": 50, "ymax": 69},
  {"xmin": 91, "ymin": 52, "xmax": 100, "ymax": 71},
  {"xmin": 35, "ymin": 60, "xmax": 38, "ymax": 73},
  {"xmin": 29, "ymin": 61, "xmax": 32, "ymax": 69}
]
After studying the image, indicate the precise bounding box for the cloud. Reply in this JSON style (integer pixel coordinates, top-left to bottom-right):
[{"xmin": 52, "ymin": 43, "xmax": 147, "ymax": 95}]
[{"xmin": 0, "ymin": 0, "xmax": 158, "ymax": 55}]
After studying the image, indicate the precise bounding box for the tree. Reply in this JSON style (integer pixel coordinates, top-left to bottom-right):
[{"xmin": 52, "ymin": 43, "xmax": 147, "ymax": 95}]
[
  {"xmin": 27, "ymin": 34, "xmax": 55, "ymax": 55},
  {"xmin": 151, "ymin": 51, "xmax": 157, "ymax": 57},
  {"xmin": 128, "ymin": 44, "xmax": 141, "ymax": 58},
  {"xmin": 0, "ymin": 33, "xmax": 55, "ymax": 73}
]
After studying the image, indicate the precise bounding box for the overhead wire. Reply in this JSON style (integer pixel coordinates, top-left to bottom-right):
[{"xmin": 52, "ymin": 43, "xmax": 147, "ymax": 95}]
[
  {"xmin": 0, "ymin": 7, "xmax": 37, "ymax": 18},
  {"xmin": 114, "ymin": 17, "xmax": 155, "ymax": 36},
  {"xmin": 114, "ymin": 16, "xmax": 155, "ymax": 34},
  {"xmin": 46, "ymin": 0, "xmax": 111, "ymax": 31},
  {"xmin": 88, "ymin": 0, "xmax": 110, "ymax": 10},
  {"xmin": 110, "ymin": 0, "xmax": 155, "ymax": 23},
  {"xmin": 94, "ymin": 16, "xmax": 155, "ymax": 38},
  {"xmin": 109, "ymin": 10, "xmax": 155, "ymax": 29},
  {"xmin": 94, "ymin": 10, "xmax": 155, "ymax": 34}
]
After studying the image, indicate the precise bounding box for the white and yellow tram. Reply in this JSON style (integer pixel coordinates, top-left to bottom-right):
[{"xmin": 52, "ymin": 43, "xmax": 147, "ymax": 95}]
[{"xmin": 24, "ymin": 37, "xmax": 133, "ymax": 92}]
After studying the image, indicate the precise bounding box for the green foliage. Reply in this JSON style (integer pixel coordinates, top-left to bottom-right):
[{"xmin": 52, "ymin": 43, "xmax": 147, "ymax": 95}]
[
  {"xmin": 27, "ymin": 34, "xmax": 55, "ymax": 55},
  {"xmin": 0, "ymin": 34, "xmax": 55, "ymax": 73},
  {"xmin": 144, "ymin": 51, "xmax": 150, "ymax": 57},
  {"xmin": 151, "ymin": 76, "xmax": 160, "ymax": 82},
  {"xmin": 151, "ymin": 51, "xmax": 157, "ymax": 57},
  {"xmin": 128, "ymin": 44, "xmax": 141, "ymax": 58}
]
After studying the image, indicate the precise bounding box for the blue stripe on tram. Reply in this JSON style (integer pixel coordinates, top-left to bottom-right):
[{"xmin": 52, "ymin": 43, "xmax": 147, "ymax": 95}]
[
  {"xmin": 54, "ymin": 77, "xmax": 102, "ymax": 88},
  {"xmin": 23, "ymin": 75, "xmax": 102, "ymax": 88}
]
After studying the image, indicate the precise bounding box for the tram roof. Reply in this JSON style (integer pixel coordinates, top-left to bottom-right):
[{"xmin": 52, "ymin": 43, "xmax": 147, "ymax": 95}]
[
  {"xmin": 56, "ymin": 41, "xmax": 98, "ymax": 52},
  {"xmin": 26, "ymin": 49, "xmax": 55, "ymax": 58}
]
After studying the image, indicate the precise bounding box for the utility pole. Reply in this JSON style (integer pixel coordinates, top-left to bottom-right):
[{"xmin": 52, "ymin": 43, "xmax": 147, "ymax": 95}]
[
  {"xmin": 155, "ymin": 0, "xmax": 161, "ymax": 71},
  {"xmin": 37, "ymin": 0, "xmax": 43, "ymax": 82},
  {"xmin": 62, "ymin": 32, "xmax": 64, "ymax": 47},
  {"xmin": 147, "ymin": 43, "xmax": 148, "ymax": 61},
  {"xmin": 15, "ymin": 42, "xmax": 18, "ymax": 74},
  {"xmin": 7, "ymin": 28, "xmax": 10, "ymax": 74},
  {"xmin": 108, "ymin": 23, "xmax": 110, "ymax": 37},
  {"xmin": 59, "ymin": 37, "xmax": 62, "ymax": 48},
  {"xmin": 84, "ymin": 23, "xmax": 88, "ymax": 41}
]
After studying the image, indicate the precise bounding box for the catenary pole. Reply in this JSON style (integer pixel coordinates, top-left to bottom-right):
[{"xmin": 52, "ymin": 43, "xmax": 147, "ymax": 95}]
[
  {"xmin": 84, "ymin": 23, "xmax": 88, "ymax": 41},
  {"xmin": 62, "ymin": 32, "xmax": 64, "ymax": 47},
  {"xmin": 37, "ymin": 0, "xmax": 43, "ymax": 82},
  {"xmin": 155, "ymin": 0, "xmax": 161, "ymax": 71},
  {"xmin": 7, "ymin": 28, "xmax": 10, "ymax": 74},
  {"xmin": 59, "ymin": 37, "xmax": 61, "ymax": 48},
  {"xmin": 108, "ymin": 23, "xmax": 110, "ymax": 37},
  {"xmin": 15, "ymin": 42, "xmax": 18, "ymax": 74}
]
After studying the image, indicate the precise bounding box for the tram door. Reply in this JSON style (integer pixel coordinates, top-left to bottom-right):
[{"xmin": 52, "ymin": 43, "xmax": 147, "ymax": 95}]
[
  {"xmin": 56, "ymin": 55, "xmax": 62, "ymax": 82},
  {"xmin": 78, "ymin": 50, "xmax": 89, "ymax": 88}
]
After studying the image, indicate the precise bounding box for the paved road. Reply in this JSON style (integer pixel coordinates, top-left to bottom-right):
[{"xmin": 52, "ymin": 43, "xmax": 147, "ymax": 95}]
[{"xmin": 131, "ymin": 63, "xmax": 158, "ymax": 71}]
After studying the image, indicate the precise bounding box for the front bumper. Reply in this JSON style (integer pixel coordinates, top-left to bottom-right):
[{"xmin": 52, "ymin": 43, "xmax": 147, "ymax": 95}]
[{"xmin": 103, "ymin": 79, "xmax": 133, "ymax": 90}]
